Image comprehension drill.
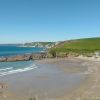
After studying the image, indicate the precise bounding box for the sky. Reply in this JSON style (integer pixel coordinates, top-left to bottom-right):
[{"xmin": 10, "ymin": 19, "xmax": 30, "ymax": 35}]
[{"xmin": 0, "ymin": 0, "xmax": 100, "ymax": 43}]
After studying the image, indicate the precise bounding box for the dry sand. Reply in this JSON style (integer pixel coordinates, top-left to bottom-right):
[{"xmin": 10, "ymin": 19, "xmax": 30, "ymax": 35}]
[
  {"xmin": 37, "ymin": 57, "xmax": 100, "ymax": 100},
  {"xmin": 0, "ymin": 57, "xmax": 100, "ymax": 100}
]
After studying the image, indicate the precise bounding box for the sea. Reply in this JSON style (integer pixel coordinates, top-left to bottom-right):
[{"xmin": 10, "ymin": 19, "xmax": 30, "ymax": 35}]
[{"xmin": 0, "ymin": 46, "xmax": 45, "ymax": 77}]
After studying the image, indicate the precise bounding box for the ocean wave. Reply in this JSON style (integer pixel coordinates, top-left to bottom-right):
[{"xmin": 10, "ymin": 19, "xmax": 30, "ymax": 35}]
[
  {"xmin": 0, "ymin": 64, "xmax": 37, "ymax": 77},
  {"xmin": 0, "ymin": 67, "xmax": 13, "ymax": 71}
]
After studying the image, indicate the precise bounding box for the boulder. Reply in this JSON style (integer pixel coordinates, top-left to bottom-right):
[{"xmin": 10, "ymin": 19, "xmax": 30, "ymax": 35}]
[
  {"xmin": 30, "ymin": 53, "xmax": 46, "ymax": 60},
  {"xmin": 0, "ymin": 53, "xmax": 47, "ymax": 62},
  {"xmin": 6, "ymin": 55, "xmax": 30, "ymax": 62},
  {"xmin": 0, "ymin": 57, "xmax": 7, "ymax": 62}
]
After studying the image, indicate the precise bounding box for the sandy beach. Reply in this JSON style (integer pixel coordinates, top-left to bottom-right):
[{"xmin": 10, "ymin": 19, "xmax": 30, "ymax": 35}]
[{"xmin": 0, "ymin": 57, "xmax": 100, "ymax": 100}]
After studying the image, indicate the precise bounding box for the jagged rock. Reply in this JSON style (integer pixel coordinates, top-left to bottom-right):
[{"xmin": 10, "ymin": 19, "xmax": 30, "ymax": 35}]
[
  {"xmin": 0, "ymin": 58, "xmax": 7, "ymax": 62},
  {"xmin": 0, "ymin": 53, "xmax": 46, "ymax": 62},
  {"xmin": 6, "ymin": 55, "xmax": 30, "ymax": 62},
  {"xmin": 30, "ymin": 53, "xmax": 46, "ymax": 60}
]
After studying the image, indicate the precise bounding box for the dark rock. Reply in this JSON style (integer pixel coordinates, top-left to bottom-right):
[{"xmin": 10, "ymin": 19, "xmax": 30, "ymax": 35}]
[
  {"xmin": 0, "ymin": 53, "xmax": 47, "ymax": 62},
  {"xmin": 31, "ymin": 53, "xmax": 46, "ymax": 60},
  {"xmin": 6, "ymin": 55, "xmax": 30, "ymax": 62}
]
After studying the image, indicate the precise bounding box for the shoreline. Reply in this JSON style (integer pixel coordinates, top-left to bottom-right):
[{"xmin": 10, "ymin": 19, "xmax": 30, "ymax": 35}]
[{"xmin": 0, "ymin": 57, "xmax": 100, "ymax": 100}]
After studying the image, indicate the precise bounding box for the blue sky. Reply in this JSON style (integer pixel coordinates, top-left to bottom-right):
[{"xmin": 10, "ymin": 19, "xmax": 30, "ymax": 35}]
[{"xmin": 0, "ymin": 0, "xmax": 100, "ymax": 43}]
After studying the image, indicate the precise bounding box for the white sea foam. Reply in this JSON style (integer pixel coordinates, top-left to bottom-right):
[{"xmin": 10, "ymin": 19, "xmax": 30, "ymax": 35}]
[
  {"xmin": 0, "ymin": 64, "xmax": 37, "ymax": 77},
  {"xmin": 0, "ymin": 67, "xmax": 13, "ymax": 71}
]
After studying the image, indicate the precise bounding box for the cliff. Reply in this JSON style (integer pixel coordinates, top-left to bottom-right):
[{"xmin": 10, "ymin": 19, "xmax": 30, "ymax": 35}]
[{"xmin": 24, "ymin": 42, "xmax": 55, "ymax": 48}]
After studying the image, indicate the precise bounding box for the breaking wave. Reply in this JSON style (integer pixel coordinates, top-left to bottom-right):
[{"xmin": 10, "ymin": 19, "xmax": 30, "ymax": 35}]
[{"xmin": 0, "ymin": 64, "xmax": 37, "ymax": 77}]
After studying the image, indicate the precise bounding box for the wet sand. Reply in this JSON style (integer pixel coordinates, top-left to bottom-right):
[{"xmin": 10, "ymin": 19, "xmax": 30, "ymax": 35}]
[{"xmin": 0, "ymin": 58, "xmax": 100, "ymax": 100}]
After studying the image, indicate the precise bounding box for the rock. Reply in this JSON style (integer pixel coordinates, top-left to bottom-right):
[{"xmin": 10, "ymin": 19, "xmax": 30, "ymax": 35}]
[
  {"xmin": 30, "ymin": 53, "xmax": 46, "ymax": 60},
  {"xmin": 6, "ymin": 55, "xmax": 30, "ymax": 62},
  {"xmin": 23, "ymin": 55, "xmax": 31, "ymax": 60},
  {"xmin": 0, "ymin": 53, "xmax": 47, "ymax": 62},
  {"xmin": 0, "ymin": 57, "xmax": 7, "ymax": 62}
]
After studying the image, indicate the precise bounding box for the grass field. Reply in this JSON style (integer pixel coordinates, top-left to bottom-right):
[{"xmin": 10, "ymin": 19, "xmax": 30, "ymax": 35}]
[{"xmin": 49, "ymin": 37, "xmax": 100, "ymax": 57}]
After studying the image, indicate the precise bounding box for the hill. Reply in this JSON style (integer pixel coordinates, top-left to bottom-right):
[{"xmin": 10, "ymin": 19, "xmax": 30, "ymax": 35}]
[
  {"xmin": 24, "ymin": 42, "xmax": 55, "ymax": 48},
  {"xmin": 49, "ymin": 37, "xmax": 100, "ymax": 57}
]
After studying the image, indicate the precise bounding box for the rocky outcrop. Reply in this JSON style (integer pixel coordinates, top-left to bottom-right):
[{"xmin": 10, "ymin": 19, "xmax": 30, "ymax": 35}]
[
  {"xmin": 6, "ymin": 55, "xmax": 30, "ymax": 62},
  {"xmin": 30, "ymin": 53, "xmax": 47, "ymax": 60},
  {"xmin": 0, "ymin": 57, "xmax": 7, "ymax": 62},
  {"xmin": 0, "ymin": 53, "xmax": 46, "ymax": 62}
]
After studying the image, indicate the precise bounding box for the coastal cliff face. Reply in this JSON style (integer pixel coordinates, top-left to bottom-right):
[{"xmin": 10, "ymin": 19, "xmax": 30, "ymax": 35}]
[
  {"xmin": 24, "ymin": 42, "xmax": 55, "ymax": 48},
  {"xmin": 0, "ymin": 53, "xmax": 46, "ymax": 62}
]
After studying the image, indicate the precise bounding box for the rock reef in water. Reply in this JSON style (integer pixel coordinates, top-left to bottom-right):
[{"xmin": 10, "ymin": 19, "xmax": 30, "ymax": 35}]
[{"xmin": 0, "ymin": 53, "xmax": 47, "ymax": 62}]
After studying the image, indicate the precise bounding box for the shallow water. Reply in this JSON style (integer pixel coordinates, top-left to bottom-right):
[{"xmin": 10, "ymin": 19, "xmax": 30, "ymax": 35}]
[{"xmin": 0, "ymin": 61, "xmax": 37, "ymax": 76}]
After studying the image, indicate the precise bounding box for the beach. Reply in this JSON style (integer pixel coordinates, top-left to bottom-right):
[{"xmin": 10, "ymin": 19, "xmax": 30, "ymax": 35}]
[{"xmin": 0, "ymin": 57, "xmax": 100, "ymax": 100}]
